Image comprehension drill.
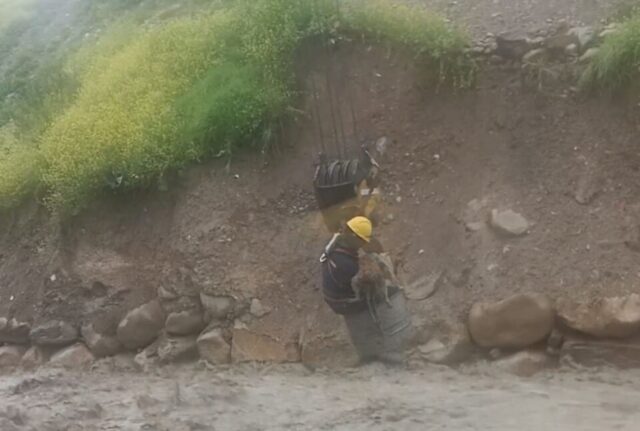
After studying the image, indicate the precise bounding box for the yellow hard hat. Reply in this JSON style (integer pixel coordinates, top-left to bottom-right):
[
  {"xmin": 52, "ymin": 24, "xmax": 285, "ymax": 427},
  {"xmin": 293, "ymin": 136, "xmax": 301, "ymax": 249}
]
[{"xmin": 346, "ymin": 216, "xmax": 372, "ymax": 243}]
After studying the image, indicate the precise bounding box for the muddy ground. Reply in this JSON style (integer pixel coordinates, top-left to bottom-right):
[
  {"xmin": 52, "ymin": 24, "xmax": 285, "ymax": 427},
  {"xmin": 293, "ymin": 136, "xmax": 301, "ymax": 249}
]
[
  {"xmin": 1, "ymin": 0, "xmax": 640, "ymax": 429},
  {"xmin": 0, "ymin": 362, "xmax": 639, "ymax": 431}
]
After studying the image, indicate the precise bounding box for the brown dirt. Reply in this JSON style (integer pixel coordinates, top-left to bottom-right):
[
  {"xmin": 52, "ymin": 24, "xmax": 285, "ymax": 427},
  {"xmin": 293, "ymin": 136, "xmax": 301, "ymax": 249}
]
[{"xmin": 2, "ymin": 38, "xmax": 640, "ymax": 354}]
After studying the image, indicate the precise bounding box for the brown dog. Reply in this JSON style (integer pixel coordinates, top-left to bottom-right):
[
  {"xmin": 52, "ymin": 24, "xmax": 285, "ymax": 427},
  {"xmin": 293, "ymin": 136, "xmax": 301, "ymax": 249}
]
[{"xmin": 352, "ymin": 252, "xmax": 395, "ymax": 307}]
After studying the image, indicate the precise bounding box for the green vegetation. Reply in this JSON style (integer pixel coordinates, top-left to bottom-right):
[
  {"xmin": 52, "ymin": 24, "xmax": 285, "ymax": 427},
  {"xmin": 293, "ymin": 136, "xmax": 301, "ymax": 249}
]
[
  {"xmin": 0, "ymin": 0, "xmax": 474, "ymax": 215},
  {"xmin": 581, "ymin": 14, "xmax": 640, "ymax": 92}
]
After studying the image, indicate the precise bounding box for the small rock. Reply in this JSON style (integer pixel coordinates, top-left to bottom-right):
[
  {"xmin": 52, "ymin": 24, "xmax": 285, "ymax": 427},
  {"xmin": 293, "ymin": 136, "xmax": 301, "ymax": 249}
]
[
  {"xmin": 21, "ymin": 346, "xmax": 47, "ymax": 370},
  {"xmin": 250, "ymin": 299, "xmax": 271, "ymax": 318},
  {"xmin": 490, "ymin": 209, "xmax": 530, "ymax": 236},
  {"xmin": 197, "ymin": 328, "xmax": 231, "ymax": 365},
  {"xmin": 166, "ymin": 310, "xmax": 205, "ymax": 336},
  {"xmin": 561, "ymin": 336, "xmax": 640, "ymax": 368},
  {"xmin": 375, "ymin": 136, "xmax": 389, "ymax": 157},
  {"xmin": 465, "ymin": 221, "xmax": 485, "ymax": 232},
  {"xmin": 579, "ymin": 47, "xmax": 599, "ymax": 63},
  {"xmin": 495, "ymin": 350, "xmax": 550, "ymax": 377},
  {"xmin": 157, "ymin": 285, "xmax": 178, "ymax": 301},
  {"xmin": 81, "ymin": 324, "xmax": 122, "ymax": 358},
  {"xmin": 0, "ymin": 318, "xmax": 30, "ymax": 344},
  {"xmin": 0, "ymin": 346, "xmax": 27, "ymax": 368},
  {"xmin": 469, "ymin": 293, "xmax": 554, "ymax": 348},
  {"xmin": 231, "ymin": 329, "xmax": 300, "ymax": 363},
  {"xmin": 599, "ymin": 28, "xmax": 619, "ymax": 39},
  {"xmin": 30, "ymin": 320, "xmax": 79, "ymax": 347},
  {"xmin": 567, "ymin": 26, "xmax": 596, "ymax": 51},
  {"xmin": 416, "ymin": 323, "xmax": 473, "ymax": 365},
  {"xmin": 557, "ymin": 294, "xmax": 640, "ymax": 339},
  {"xmin": 157, "ymin": 334, "xmax": 198, "ymax": 364},
  {"xmin": 200, "ymin": 294, "xmax": 235, "ymax": 322},
  {"xmin": 527, "ymin": 36, "xmax": 546, "ymax": 48},
  {"xmin": 117, "ymin": 300, "xmax": 165, "ymax": 350},
  {"xmin": 565, "ymin": 43, "xmax": 578, "ymax": 57},
  {"xmin": 522, "ymin": 48, "xmax": 546, "ymax": 63},
  {"xmin": 49, "ymin": 343, "xmax": 95, "ymax": 369}
]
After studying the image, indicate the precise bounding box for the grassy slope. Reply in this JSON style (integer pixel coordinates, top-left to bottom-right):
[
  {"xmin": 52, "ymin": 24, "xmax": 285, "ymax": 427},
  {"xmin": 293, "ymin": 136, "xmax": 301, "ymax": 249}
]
[{"xmin": 0, "ymin": 0, "xmax": 474, "ymax": 215}]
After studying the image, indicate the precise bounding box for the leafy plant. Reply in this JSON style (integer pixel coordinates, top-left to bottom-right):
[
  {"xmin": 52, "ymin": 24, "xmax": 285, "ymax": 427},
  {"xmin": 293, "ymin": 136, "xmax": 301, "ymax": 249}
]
[
  {"xmin": 0, "ymin": 0, "xmax": 474, "ymax": 214},
  {"xmin": 580, "ymin": 14, "xmax": 640, "ymax": 92}
]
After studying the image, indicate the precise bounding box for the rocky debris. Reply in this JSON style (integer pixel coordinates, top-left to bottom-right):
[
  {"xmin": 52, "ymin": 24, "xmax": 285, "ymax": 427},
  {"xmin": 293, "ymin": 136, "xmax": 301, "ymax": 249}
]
[
  {"xmin": 200, "ymin": 294, "xmax": 235, "ymax": 322},
  {"xmin": 166, "ymin": 310, "xmax": 205, "ymax": 336},
  {"xmin": 416, "ymin": 323, "xmax": 473, "ymax": 365},
  {"xmin": 579, "ymin": 47, "xmax": 599, "ymax": 63},
  {"xmin": 565, "ymin": 43, "xmax": 578, "ymax": 57},
  {"xmin": 21, "ymin": 346, "xmax": 47, "ymax": 370},
  {"xmin": 117, "ymin": 300, "xmax": 165, "ymax": 350},
  {"xmin": 134, "ymin": 333, "xmax": 198, "ymax": 367},
  {"xmin": 567, "ymin": 26, "xmax": 596, "ymax": 52},
  {"xmin": 30, "ymin": 320, "xmax": 79, "ymax": 347},
  {"xmin": 0, "ymin": 318, "xmax": 30, "ymax": 344},
  {"xmin": 250, "ymin": 299, "xmax": 271, "ymax": 318},
  {"xmin": 489, "ymin": 209, "xmax": 530, "ymax": 236},
  {"xmin": 405, "ymin": 271, "xmax": 444, "ymax": 301},
  {"xmin": 232, "ymin": 328, "xmax": 300, "ymax": 363},
  {"xmin": 599, "ymin": 24, "xmax": 619, "ymax": 39},
  {"xmin": 494, "ymin": 350, "xmax": 550, "ymax": 377},
  {"xmin": 159, "ymin": 295, "xmax": 201, "ymax": 315},
  {"xmin": 375, "ymin": 136, "xmax": 390, "ymax": 157},
  {"xmin": 157, "ymin": 334, "xmax": 198, "ymax": 364},
  {"xmin": 557, "ymin": 295, "xmax": 640, "ymax": 339},
  {"xmin": 561, "ymin": 337, "xmax": 640, "ymax": 369},
  {"xmin": 0, "ymin": 346, "xmax": 27, "ymax": 368},
  {"xmin": 469, "ymin": 293, "xmax": 554, "ymax": 348},
  {"xmin": 545, "ymin": 31, "xmax": 579, "ymax": 55},
  {"xmin": 49, "ymin": 343, "xmax": 95, "ymax": 369},
  {"xmin": 546, "ymin": 328, "xmax": 565, "ymax": 356},
  {"xmin": 495, "ymin": 35, "xmax": 531, "ymax": 60},
  {"xmin": 134, "ymin": 346, "xmax": 158, "ymax": 372},
  {"xmin": 522, "ymin": 48, "xmax": 546, "ymax": 63},
  {"xmin": 197, "ymin": 328, "xmax": 231, "ymax": 364},
  {"xmin": 81, "ymin": 323, "xmax": 122, "ymax": 358}
]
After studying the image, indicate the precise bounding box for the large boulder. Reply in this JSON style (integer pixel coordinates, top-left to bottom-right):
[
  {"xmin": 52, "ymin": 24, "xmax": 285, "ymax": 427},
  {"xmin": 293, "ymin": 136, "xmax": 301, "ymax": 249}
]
[
  {"xmin": 165, "ymin": 310, "xmax": 205, "ymax": 336},
  {"xmin": 30, "ymin": 320, "xmax": 79, "ymax": 347},
  {"xmin": 0, "ymin": 346, "xmax": 27, "ymax": 368},
  {"xmin": 469, "ymin": 293, "xmax": 554, "ymax": 348},
  {"xmin": 0, "ymin": 318, "xmax": 30, "ymax": 344},
  {"xmin": 117, "ymin": 300, "xmax": 165, "ymax": 350},
  {"xmin": 231, "ymin": 328, "xmax": 300, "ymax": 363},
  {"xmin": 557, "ymin": 295, "xmax": 640, "ymax": 339},
  {"xmin": 561, "ymin": 336, "xmax": 640, "ymax": 369},
  {"xmin": 81, "ymin": 324, "xmax": 122, "ymax": 358},
  {"xmin": 197, "ymin": 328, "xmax": 231, "ymax": 365},
  {"xmin": 494, "ymin": 350, "xmax": 550, "ymax": 377},
  {"xmin": 49, "ymin": 343, "xmax": 95, "ymax": 369}
]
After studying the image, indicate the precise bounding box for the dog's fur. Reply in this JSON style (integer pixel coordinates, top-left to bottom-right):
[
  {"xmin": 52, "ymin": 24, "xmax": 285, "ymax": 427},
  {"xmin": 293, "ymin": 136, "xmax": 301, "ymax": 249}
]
[{"xmin": 352, "ymin": 252, "xmax": 396, "ymax": 307}]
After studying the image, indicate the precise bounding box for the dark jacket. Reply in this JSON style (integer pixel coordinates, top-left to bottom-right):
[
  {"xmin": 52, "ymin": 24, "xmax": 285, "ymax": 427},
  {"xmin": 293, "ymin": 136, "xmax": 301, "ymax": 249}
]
[{"xmin": 321, "ymin": 245, "xmax": 367, "ymax": 315}]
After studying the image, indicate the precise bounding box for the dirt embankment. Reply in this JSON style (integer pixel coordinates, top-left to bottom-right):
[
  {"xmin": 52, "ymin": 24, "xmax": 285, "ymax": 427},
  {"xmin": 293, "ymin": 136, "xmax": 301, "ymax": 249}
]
[{"xmin": 1, "ymin": 31, "xmax": 640, "ymax": 366}]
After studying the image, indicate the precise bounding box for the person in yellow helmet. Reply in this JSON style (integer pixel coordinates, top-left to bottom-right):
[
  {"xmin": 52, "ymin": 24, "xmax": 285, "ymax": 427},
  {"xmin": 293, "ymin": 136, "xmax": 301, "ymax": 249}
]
[
  {"xmin": 320, "ymin": 216, "xmax": 413, "ymax": 364},
  {"xmin": 320, "ymin": 216, "xmax": 375, "ymax": 315}
]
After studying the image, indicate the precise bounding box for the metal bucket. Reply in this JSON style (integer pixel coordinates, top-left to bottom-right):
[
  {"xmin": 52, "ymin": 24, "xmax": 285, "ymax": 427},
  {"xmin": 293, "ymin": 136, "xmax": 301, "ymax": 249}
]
[{"xmin": 343, "ymin": 290, "xmax": 414, "ymax": 363}]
